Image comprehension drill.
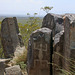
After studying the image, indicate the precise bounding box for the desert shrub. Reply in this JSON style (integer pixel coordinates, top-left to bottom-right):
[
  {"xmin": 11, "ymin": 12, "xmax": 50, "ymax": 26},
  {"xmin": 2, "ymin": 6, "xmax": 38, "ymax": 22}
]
[
  {"xmin": 18, "ymin": 17, "xmax": 41, "ymax": 48},
  {"xmin": 16, "ymin": 61, "xmax": 27, "ymax": 70}
]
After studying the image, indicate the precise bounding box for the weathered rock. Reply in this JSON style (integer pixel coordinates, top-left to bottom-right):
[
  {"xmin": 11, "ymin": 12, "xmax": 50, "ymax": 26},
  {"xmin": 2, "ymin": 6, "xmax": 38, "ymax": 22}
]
[
  {"xmin": 55, "ymin": 22, "xmax": 64, "ymax": 35},
  {"xmin": 42, "ymin": 13, "xmax": 64, "ymax": 36},
  {"xmin": 63, "ymin": 17, "xmax": 75, "ymax": 72},
  {"xmin": 42, "ymin": 14, "xmax": 55, "ymax": 30},
  {"xmin": 63, "ymin": 17, "xmax": 70, "ymax": 71},
  {"xmin": 5, "ymin": 65, "xmax": 23, "ymax": 75},
  {"xmin": 18, "ymin": 33, "xmax": 24, "ymax": 47},
  {"xmin": 1, "ymin": 17, "xmax": 24, "ymax": 58},
  {"xmin": 63, "ymin": 14, "xmax": 75, "ymax": 23},
  {"xmin": 0, "ymin": 58, "xmax": 11, "ymax": 75},
  {"xmin": 54, "ymin": 30, "xmax": 64, "ymax": 45},
  {"xmin": 53, "ymin": 14, "xmax": 64, "ymax": 34},
  {"xmin": 42, "ymin": 13, "xmax": 56, "ymax": 36},
  {"xmin": 10, "ymin": 46, "xmax": 26, "ymax": 65},
  {"xmin": 53, "ymin": 31, "xmax": 64, "ymax": 75},
  {"xmin": 27, "ymin": 28, "xmax": 53, "ymax": 75},
  {"xmin": 0, "ymin": 61, "xmax": 5, "ymax": 75}
]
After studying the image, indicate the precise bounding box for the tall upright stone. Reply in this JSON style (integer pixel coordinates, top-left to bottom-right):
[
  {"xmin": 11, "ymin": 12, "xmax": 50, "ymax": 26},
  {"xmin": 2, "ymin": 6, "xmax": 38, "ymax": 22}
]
[
  {"xmin": 42, "ymin": 13, "xmax": 56, "ymax": 36},
  {"xmin": 1, "ymin": 17, "xmax": 24, "ymax": 58},
  {"xmin": 63, "ymin": 17, "xmax": 70, "ymax": 71},
  {"xmin": 63, "ymin": 17, "xmax": 75, "ymax": 72},
  {"xmin": 69, "ymin": 21, "xmax": 75, "ymax": 72},
  {"xmin": 53, "ymin": 30, "xmax": 64, "ymax": 75},
  {"xmin": 27, "ymin": 28, "xmax": 53, "ymax": 75}
]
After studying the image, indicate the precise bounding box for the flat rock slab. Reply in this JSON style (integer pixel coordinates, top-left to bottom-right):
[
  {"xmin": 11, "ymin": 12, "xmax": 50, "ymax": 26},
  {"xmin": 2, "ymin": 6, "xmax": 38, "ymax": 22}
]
[
  {"xmin": 5, "ymin": 65, "xmax": 23, "ymax": 75},
  {"xmin": 0, "ymin": 58, "xmax": 11, "ymax": 62}
]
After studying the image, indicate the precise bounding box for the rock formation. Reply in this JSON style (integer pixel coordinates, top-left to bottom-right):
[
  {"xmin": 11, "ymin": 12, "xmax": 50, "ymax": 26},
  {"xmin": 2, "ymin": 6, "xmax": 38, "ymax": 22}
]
[
  {"xmin": 5, "ymin": 65, "xmax": 23, "ymax": 75},
  {"xmin": 27, "ymin": 28, "xmax": 53, "ymax": 75},
  {"xmin": 42, "ymin": 13, "xmax": 56, "ymax": 36},
  {"xmin": 1, "ymin": 17, "xmax": 24, "ymax": 58},
  {"xmin": 63, "ymin": 16, "xmax": 75, "ymax": 72}
]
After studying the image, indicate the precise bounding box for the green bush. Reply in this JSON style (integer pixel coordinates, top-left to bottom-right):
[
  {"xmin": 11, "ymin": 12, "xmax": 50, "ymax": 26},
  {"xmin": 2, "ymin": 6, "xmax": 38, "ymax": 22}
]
[
  {"xmin": 16, "ymin": 61, "xmax": 27, "ymax": 70},
  {"xmin": 18, "ymin": 17, "xmax": 41, "ymax": 48}
]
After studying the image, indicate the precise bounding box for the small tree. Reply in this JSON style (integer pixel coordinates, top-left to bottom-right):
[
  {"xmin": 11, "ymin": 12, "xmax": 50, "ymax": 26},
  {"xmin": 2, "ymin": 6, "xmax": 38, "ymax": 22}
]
[
  {"xmin": 41, "ymin": 6, "xmax": 53, "ymax": 14},
  {"xmin": 27, "ymin": 13, "xmax": 30, "ymax": 16}
]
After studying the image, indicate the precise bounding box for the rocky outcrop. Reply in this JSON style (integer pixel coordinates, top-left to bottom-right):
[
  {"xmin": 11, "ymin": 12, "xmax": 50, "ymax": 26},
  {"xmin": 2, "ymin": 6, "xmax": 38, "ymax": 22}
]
[{"xmin": 41, "ymin": 13, "xmax": 75, "ymax": 74}]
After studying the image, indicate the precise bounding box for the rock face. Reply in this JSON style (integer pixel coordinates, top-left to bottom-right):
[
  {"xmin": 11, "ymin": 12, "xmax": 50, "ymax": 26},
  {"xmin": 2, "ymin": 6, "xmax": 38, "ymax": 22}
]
[
  {"xmin": 42, "ymin": 14, "xmax": 56, "ymax": 30},
  {"xmin": 63, "ymin": 17, "xmax": 75, "ymax": 71},
  {"xmin": 42, "ymin": 13, "xmax": 64, "ymax": 36},
  {"xmin": 53, "ymin": 31, "xmax": 64, "ymax": 75},
  {"xmin": 53, "ymin": 16, "xmax": 75, "ymax": 73},
  {"xmin": 42, "ymin": 13, "xmax": 56, "ymax": 36},
  {"xmin": 5, "ymin": 65, "xmax": 23, "ymax": 75},
  {"xmin": 1, "ymin": 17, "xmax": 24, "ymax": 58},
  {"xmin": 0, "ymin": 61, "xmax": 5, "ymax": 75},
  {"xmin": 27, "ymin": 13, "xmax": 75, "ymax": 75},
  {"xmin": 54, "ymin": 15, "xmax": 64, "ymax": 34},
  {"xmin": 0, "ymin": 58, "xmax": 11, "ymax": 75},
  {"xmin": 63, "ymin": 17, "xmax": 70, "ymax": 71},
  {"xmin": 27, "ymin": 28, "xmax": 53, "ymax": 75}
]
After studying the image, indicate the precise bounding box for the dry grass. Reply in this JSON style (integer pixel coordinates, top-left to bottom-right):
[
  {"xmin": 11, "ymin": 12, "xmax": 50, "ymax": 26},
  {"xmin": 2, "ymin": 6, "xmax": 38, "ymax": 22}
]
[
  {"xmin": 53, "ymin": 52, "xmax": 75, "ymax": 75},
  {"xmin": 9, "ymin": 46, "xmax": 27, "ymax": 65}
]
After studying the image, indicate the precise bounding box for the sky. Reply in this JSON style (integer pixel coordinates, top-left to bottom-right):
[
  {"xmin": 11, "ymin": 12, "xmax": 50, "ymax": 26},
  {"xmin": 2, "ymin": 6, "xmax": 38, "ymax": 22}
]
[{"xmin": 0, "ymin": 0, "xmax": 75, "ymax": 16}]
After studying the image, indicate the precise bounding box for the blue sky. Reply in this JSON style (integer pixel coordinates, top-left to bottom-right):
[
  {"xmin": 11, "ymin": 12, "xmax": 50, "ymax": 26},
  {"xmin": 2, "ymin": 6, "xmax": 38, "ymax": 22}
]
[{"xmin": 0, "ymin": 0, "xmax": 75, "ymax": 16}]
